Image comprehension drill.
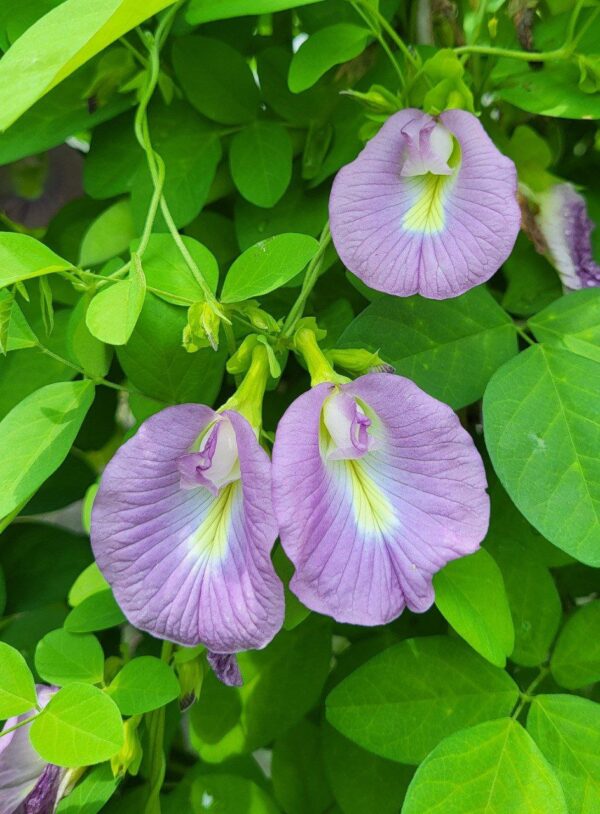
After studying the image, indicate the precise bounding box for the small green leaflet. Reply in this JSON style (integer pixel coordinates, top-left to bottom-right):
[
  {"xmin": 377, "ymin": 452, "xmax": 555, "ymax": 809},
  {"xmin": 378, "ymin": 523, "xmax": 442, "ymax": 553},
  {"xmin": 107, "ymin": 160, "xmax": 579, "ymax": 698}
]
[
  {"xmin": 30, "ymin": 683, "xmax": 124, "ymax": 768},
  {"xmin": 551, "ymin": 601, "xmax": 600, "ymax": 689},
  {"xmin": 326, "ymin": 636, "xmax": 519, "ymax": 764},
  {"xmin": 0, "ymin": 233, "xmax": 73, "ymax": 287},
  {"xmin": 529, "ymin": 288, "xmax": 600, "ymax": 364},
  {"xmin": 0, "ymin": 0, "xmax": 179, "ymax": 131},
  {"xmin": 0, "ymin": 288, "xmax": 37, "ymax": 354},
  {"xmin": 79, "ymin": 200, "xmax": 135, "ymax": 268},
  {"xmin": 172, "ymin": 36, "xmax": 259, "ymax": 125},
  {"xmin": 134, "ymin": 233, "xmax": 219, "ymax": 305},
  {"xmin": 484, "ymin": 345, "xmax": 600, "ymax": 566},
  {"xmin": 65, "ymin": 589, "xmax": 126, "ymax": 633},
  {"xmin": 288, "ymin": 25, "xmax": 370, "ymax": 93},
  {"xmin": 107, "ymin": 656, "xmax": 180, "ymax": 715},
  {"xmin": 0, "ymin": 380, "xmax": 95, "ymax": 520},
  {"xmin": 86, "ymin": 254, "xmax": 146, "ymax": 345},
  {"xmin": 186, "ymin": 0, "xmax": 324, "ymax": 23},
  {"xmin": 35, "ymin": 628, "xmax": 105, "ymax": 686},
  {"xmin": 403, "ymin": 718, "xmax": 568, "ymax": 813},
  {"xmin": 230, "ymin": 121, "xmax": 293, "ymax": 208},
  {"xmin": 338, "ymin": 287, "xmax": 517, "ymax": 410},
  {"xmin": 0, "ymin": 641, "xmax": 37, "ymax": 718},
  {"xmin": 433, "ymin": 548, "xmax": 515, "ymax": 667},
  {"xmin": 67, "ymin": 295, "xmax": 113, "ymax": 379},
  {"xmin": 221, "ymin": 233, "xmax": 319, "ymax": 303},
  {"xmin": 527, "ymin": 694, "xmax": 600, "ymax": 814},
  {"xmin": 56, "ymin": 762, "xmax": 119, "ymax": 814},
  {"xmin": 68, "ymin": 562, "xmax": 110, "ymax": 608}
]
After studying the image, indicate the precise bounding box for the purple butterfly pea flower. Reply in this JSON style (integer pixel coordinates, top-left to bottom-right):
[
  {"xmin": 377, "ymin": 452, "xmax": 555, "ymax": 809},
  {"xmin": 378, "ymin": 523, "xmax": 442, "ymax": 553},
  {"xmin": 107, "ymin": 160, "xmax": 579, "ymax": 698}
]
[
  {"xmin": 272, "ymin": 373, "xmax": 489, "ymax": 625},
  {"xmin": 535, "ymin": 182, "xmax": 600, "ymax": 291},
  {"xmin": 329, "ymin": 108, "xmax": 520, "ymax": 299},
  {"xmin": 91, "ymin": 404, "xmax": 284, "ymax": 658},
  {"xmin": 0, "ymin": 686, "xmax": 66, "ymax": 814}
]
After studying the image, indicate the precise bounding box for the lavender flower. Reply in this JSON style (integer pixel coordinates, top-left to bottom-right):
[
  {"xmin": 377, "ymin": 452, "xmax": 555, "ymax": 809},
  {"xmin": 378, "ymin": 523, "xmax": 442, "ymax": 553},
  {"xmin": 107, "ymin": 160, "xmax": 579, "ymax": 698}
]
[
  {"xmin": 535, "ymin": 182, "xmax": 600, "ymax": 290},
  {"xmin": 91, "ymin": 404, "xmax": 284, "ymax": 656},
  {"xmin": 329, "ymin": 108, "xmax": 520, "ymax": 299},
  {"xmin": 0, "ymin": 687, "xmax": 65, "ymax": 814},
  {"xmin": 272, "ymin": 373, "xmax": 489, "ymax": 625}
]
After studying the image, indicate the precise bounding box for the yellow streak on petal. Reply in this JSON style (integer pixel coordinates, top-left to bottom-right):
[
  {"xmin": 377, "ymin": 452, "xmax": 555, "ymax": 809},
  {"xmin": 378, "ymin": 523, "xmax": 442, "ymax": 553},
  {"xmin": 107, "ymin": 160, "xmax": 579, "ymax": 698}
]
[
  {"xmin": 345, "ymin": 459, "xmax": 397, "ymax": 536},
  {"xmin": 402, "ymin": 173, "xmax": 451, "ymax": 234},
  {"xmin": 191, "ymin": 482, "xmax": 239, "ymax": 562}
]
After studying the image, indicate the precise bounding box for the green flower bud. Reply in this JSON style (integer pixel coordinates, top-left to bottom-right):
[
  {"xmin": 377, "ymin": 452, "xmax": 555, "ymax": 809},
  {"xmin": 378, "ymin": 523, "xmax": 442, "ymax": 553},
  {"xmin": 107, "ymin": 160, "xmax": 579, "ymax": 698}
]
[{"xmin": 111, "ymin": 716, "xmax": 143, "ymax": 778}]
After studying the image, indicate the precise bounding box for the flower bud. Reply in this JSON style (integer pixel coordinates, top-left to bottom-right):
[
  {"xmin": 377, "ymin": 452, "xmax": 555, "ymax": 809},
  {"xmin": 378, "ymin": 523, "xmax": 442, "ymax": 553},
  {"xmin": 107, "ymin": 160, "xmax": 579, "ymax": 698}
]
[{"xmin": 111, "ymin": 717, "xmax": 143, "ymax": 778}]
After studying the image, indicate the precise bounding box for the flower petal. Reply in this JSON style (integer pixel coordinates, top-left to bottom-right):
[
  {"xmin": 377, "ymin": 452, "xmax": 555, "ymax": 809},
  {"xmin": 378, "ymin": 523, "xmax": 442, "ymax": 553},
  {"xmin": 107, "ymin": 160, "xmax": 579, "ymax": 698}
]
[
  {"xmin": 535, "ymin": 182, "xmax": 600, "ymax": 291},
  {"xmin": 91, "ymin": 405, "xmax": 284, "ymax": 652},
  {"xmin": 329, "ymin": 108, "xmax": 520, "ymax": 299},
  {"xmin": 272, "ymin": 375, "xmax": 489, "ymax": 625}
]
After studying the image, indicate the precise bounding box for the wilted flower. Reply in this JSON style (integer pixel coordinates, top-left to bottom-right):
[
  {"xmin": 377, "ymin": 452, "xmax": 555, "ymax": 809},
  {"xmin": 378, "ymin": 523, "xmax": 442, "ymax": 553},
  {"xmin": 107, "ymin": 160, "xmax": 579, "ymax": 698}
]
[
  {"xmin": 0, "ymin": 686, "xmax": 66, "ymax": 814},
  {"xmin": 329, "ymin": 108, "xmax": 520, "ymax": 299},
  {"xmin": 272, "ymin": 366, "xmax": 489, "ymax": 625},
  {"xmin": 91, "ymin": 347, "xmax": 284, "ymax": 666},
  {"xmin": 534, "ymin": 182, "xmax": 600, "ymax": 291}
]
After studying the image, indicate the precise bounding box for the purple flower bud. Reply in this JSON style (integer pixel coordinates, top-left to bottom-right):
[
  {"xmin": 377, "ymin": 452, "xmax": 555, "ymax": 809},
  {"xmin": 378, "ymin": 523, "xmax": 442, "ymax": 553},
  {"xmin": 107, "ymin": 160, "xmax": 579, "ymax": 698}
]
[
  {"xmin": 329, "ymin": 109, "xmax": 520, "ymax": 299},
  {"xmin": 207, "ymin": 652, "xmax": 243, "ymax": 687},
  {"xmin": 535, "ymin": 182, "xmax": 600, "ymax": 291}
]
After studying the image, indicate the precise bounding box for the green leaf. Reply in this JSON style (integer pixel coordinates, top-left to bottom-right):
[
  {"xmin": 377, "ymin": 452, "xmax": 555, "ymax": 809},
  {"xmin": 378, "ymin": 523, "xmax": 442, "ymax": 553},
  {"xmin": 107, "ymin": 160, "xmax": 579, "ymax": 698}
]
[
  {"xmin": 493, "ymin": 60, "xmax": 600, "ymax": 119},
  {"xmin": 79, "ymin": 200, "xmax": 135, "ymax": 268},
  {"xmin": 131, "ymin": 100, "xmax": 222, "ymax": 231},
  {"xmin": 322, "ymin": 723, "xmax": 413, "ymax": 814},
  {"xmin": 30, "ymin": 682, "xmax": 124, "ymax": 768},
  {"xmin": 0, "ymin": 380, "xmax": 95, "ymax": 520},
  {"xmin": 86, "ymin": 258, "xmax": 146, "ymax": 346},
  {"xmin": 0, "ymin": 233, "xmax": 72, "ymax": 288},
  {"xmin": 0, "ymin": 641, "xmax": 37, "ymax": 717},
  {"xmin": 0, "ymin": 564, "xmax": 5, "ymax": 617},
  {"xmin": 272, "ymin": 720, "xmax": 334, "ymax": 814},
  {"xmin": 67, "ymin": 295, "xmax": 113, "ymax": 379},
  {"xmin": 68, "ymin": 563, "xmax": 109, "ymax": 608},
  {"xmin": 221, "ymin": 233, "xmax": 319, "ymax": 303},
  {"xmin": 403, "ymin": 718, "xmax": 567, "ymax": 814},
  {"xmin": 191, "ymin": 774, "xmax": 280, "ymax": 814},
  {"xmin": 135, "ymin": 233, "xmax": 219, "ymax": 305},
  {"xmin": 186, "ymin": 0, "xmax": 324, "ymax": 23},
  {"xmin": 172, "ymin": 36, "xmax": 260, "ymax": 125},
  {"xmin": 0, "ymin": 0, "xmax": 178, "ymax": 131},
  {"xmin": 0, "ymin": 288, "xmax": 37, "ymax": 354},
  {"xmin": 288, "ymin": 24, "xmax": 369, "ymax": 93},
  {"xmin": 64, "ymin": 589, "xmax": 126, "ymax": 633},
  {"xmin": 551, "ymin": 601, "xmax": 600, "ymax": 688},
  {"xmin": 338, "ymin": 288, "xmax": 518, "ymax": 409},
  {"xmin": 117, "ymin": 294, "xmax": 226, "ymax": 405},
  {"xmin": 527, "ymin": 694, "xmax": 600, "ymax": 814},
  {"xmin": 107, "ymin": 656, "xmax": 180, "ymax": 715},
  {"xmin": 230, "ymin": 121, "xmax": 293, "ymax": 208},
  {"xmin": 501, "ymin": 233, "xmax": 562, "ymax": 318},
  {"xmin": 433, "ymin": 549, "xmax": 514, "ymax": 667},
  {"xmin": 529, "ymin": 288, "xmax": 600, "ymax": 364},
  {"xmin": 35, "ymin": 628, "xmax": 104, "ymax": 686},
  {"xmin": 484, "ymin": 345, "xmax": 600, "ymax": 566},
  {"xmin": 55, "ymin": 762, "xmax": 119, "ymax": 814},
  {"xmin": 83, "ymin": 110, "xmax": 141, "ymax": 200},
  {"xmin": 190, "ymin": 617, "xmax": 331, "ymax": 762},
  {"xmin": 326, "ymin": 636, "xmax": 519, "ymax": 764}
]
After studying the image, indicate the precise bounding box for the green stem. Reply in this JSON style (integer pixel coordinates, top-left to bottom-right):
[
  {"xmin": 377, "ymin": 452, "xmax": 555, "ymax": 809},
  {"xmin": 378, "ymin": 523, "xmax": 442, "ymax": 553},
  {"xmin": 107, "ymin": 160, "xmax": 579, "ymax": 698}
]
[
  {"xmin": 0, "ymin": 712, "xmax": 39, "ymax": 738},
  {"xmin": 144, "ymin": 641, "xmax": 173, "ymax": 814},
  {"xmin": 454, "ymin": 44, "xmax": 567, "ymax": 62},
  {"xmin": 294, "ymin": 328, "xmax": 346, "ymax": 386},
  {"xmin": 367, "ymin": 3, "xmax": 420, "ymax": 70},
  {"xmin": 511, "ymin": 666, "xmax": 550, "ymax": 720},
  {"xmin": 282, "ymin": 223, "xmax": 331, "ymax": 339},
  {"xmin": 37, "ymin": 345, "xmax": 129, "ymax": 392},
  {"xmin": 350, "ymin": 0, "xmax": 405, "ymax": 88},
  {"xmin": 514, "ymin": 325, "xmax": 535, "ymax": 346}
]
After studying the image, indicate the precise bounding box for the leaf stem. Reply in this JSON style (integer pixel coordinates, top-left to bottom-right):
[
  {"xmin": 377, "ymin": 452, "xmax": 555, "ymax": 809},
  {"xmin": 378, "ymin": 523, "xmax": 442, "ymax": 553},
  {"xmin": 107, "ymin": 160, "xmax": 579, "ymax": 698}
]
[
  {"xmin": 0, "ymin": 711, "xmax": 39, "ymax": 737},
  {"xmin": 36, "ymin": 344, "xmax": 129, "ymax": 392},
  {"xmin": 282, "ymin": 223, "xmax": 331, "ymax": 339},
  {"xmin": 143, "ymin": 640, "xmax": 173, "ymax": 814},
  {"xmin": 511, "ymin": 665, "xmax": 550, "ymax": 720},
  {"xmin": 514, "ymin": 325, "xmax": 535, "ymax": 346},
  {"xmin": 454, "ymin": 44, "xmax": 567, "ymax": 62},
  {"xmin": 350, "ymin": 0, "xmax": 406, "ymax": 89}
]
